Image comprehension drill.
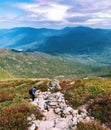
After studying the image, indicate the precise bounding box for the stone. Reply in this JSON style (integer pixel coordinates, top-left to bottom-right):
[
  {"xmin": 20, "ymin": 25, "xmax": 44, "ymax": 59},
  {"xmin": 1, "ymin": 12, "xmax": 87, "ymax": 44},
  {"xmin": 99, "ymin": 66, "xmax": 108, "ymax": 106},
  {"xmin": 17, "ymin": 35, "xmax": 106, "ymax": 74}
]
[
  {"xmin": 30, "ymin": 114, "xmax": 36, "ymax": 121},
  {"xmin": 71, "ymin": 110, "xmax": 78, "ymax": 117},
  {"xmin": 85, "ymin": 116, "xmax": 91, "ymax": 122},
  {"xmin": 78, "ymin": 117, "xmax": 84, "ymax": 122},
  {"xmin": 28, "ymin": 123, "xmax": 36, "ymax": 130},
  {"xmin": 37, "ymin": 99, "xmax": 46, "ymax": 110},
  {"xmin": 49, "ymin": 79, "xmax": 61, "ymax": 92},
  {"xmin": 81, "ymin": 112, "xmax": 87, "ymax": 119},
  {"xmin": 54, "ymin": 108, "xmax": 61, "ymax": 114},
  {"xmin": 37, "ymin": 121, "xmax": 54, "ymax": 130},
  {"xmin": 50, "ymin": 128, "xmax": 61, "ymax": 130},
  {"xmin": 44, "ymin": 109, "xmax": 57, "ymax": 120},
  {"xmin": 48, "ymin": 102, "xmax": 58, "ymax": 106},
  {"xmin": 72, "ymin": 117, "xmax": 78, "ymax": 125},
  {"xmin": 67, "ymin": 115, "xmax": 73, "ymax": 120},
  {"xmin": 56, "ymin": 121, "xmax": 69, "ymax": 129},
  {"xmin": 27, "ymin": 117, "xmax": 32, "ymax": 121}
]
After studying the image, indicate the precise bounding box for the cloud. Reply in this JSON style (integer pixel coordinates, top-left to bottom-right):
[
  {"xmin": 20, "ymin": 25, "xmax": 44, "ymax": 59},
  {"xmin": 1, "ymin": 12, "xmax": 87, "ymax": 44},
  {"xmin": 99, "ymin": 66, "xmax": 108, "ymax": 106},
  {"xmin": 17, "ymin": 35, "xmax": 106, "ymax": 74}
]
[
  {"xmin": 1, "ymin": 0, "xmax": 111, "ymax": 28},
  {"xmin": 15, "ymin": 2, "xmax": 70, "ymax": 21}
]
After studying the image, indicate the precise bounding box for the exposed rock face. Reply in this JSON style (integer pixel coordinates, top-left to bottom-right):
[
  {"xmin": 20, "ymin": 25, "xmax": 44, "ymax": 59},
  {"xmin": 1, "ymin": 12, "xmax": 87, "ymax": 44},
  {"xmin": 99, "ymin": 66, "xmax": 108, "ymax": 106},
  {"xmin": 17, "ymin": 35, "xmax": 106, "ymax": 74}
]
[{"xmin": 28, "ymin": 80, "xmax": 94, "ymax": 130}]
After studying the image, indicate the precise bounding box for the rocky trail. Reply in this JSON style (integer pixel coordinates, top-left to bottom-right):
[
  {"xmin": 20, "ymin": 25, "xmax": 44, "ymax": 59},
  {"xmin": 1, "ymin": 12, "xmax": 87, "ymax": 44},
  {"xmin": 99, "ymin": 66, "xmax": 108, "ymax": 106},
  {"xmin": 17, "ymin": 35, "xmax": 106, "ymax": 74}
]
[{"xmin": 27, "ymin": 80, "xmax": 108, "ymax": 130}]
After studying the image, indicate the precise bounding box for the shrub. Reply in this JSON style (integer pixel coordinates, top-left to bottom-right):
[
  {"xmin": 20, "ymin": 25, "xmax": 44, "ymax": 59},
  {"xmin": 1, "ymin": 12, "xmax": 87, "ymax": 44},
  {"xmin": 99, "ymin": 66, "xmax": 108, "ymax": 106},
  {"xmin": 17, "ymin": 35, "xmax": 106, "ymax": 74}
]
[
  {"xmin": 63, "ymin": 79, "xmax": 89, "ymax": 108},
  {"xmin": 0, "ymin": 103, "xmax": 43, "ymax": 130},
  {"xmin": 0, "ymin": 103, "xmax": 29, "ymax": 130},
  {"xmin": 36, "ymin": 80, "xmax": 49, "ymax": 91},
  {"xmin": 76, "ymin": 122, "xmax": 108, "ymax": 130},
  {"xmin": 0, "ymin": 90, "xmax": 16, "ymax": 102},
  {"xmin": 88, "ymin": 94, "xmax": 111, "ymax": 128}
]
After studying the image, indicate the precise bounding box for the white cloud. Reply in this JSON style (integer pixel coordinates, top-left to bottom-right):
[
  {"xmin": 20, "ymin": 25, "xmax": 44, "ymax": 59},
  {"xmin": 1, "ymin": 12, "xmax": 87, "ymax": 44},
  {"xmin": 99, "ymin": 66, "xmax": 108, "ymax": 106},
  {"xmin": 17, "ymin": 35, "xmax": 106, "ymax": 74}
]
[
  {"xmin": 1, "ymin": 0, "xmax": 111, "ymax": 28},
  {"xmin": 15, "ymin": 2, "xmax": 70, "ymax": 21},
  {"xmin": 46, "ymin": 4, "xmax": 69, "ymax": 21},
  {"xmin": 95, "ymin": 12, "xmax": 111, "ymax": 18}
]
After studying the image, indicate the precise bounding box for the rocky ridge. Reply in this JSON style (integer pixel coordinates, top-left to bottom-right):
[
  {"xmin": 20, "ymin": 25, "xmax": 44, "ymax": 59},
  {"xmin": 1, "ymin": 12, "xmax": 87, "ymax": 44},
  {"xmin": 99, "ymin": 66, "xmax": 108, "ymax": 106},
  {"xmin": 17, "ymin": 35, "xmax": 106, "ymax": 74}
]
[{"xmin": 27, "ymin": 80, "xmax": 107, "ymax": 130}]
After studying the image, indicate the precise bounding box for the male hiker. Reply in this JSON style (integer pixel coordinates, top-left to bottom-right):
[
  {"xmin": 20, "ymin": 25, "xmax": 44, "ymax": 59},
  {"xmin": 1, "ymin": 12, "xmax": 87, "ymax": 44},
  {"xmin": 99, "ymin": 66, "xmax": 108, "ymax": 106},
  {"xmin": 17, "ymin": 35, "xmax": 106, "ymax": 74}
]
[{"xmin": 29, "ymin": 87, "xmax": 36, "ymax": 101}]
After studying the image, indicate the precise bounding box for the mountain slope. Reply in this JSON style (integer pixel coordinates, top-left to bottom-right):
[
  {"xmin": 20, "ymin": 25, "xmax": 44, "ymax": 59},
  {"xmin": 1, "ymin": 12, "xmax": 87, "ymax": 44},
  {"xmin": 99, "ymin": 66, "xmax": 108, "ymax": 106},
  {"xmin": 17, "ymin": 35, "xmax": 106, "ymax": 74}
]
[
  {"xmin": 0, "ymin": 48, "xmax": 111, "ymax": 78},
  {"xmin": 0, "ymin": 66, "xmax": 13, "ymax": 79}
]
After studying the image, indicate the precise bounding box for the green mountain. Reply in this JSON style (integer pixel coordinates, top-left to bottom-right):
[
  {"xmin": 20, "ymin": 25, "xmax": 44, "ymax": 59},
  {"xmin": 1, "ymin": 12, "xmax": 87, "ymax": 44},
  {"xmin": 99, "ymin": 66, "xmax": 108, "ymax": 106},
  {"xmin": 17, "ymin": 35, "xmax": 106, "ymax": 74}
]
[{"xmin": 0, "ymin": 48, "xmax": 111, "ymax": 78}]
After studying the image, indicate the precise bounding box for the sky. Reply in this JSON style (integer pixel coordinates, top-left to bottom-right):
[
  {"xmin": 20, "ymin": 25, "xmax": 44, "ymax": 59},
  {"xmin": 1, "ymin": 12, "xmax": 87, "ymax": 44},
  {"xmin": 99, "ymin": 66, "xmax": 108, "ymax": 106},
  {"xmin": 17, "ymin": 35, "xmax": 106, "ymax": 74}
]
[{"xmin": 0, "ymin": 0, "xmax": 111, "ymax": 29}]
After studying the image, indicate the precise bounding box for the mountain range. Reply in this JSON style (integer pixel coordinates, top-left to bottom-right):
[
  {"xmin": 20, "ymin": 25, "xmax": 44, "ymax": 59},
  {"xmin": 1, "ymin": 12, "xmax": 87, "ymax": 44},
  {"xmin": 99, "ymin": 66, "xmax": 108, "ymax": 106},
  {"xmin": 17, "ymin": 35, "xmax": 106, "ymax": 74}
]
[
  {"xmin": 0, "ymin": 26, "xmax": 111, "ymax": 53},
  {"xmin": 0, "ymin": 26, "xmax": 111, "ymax": 64},
  {"xmin": 0, "ymin": 26, "xmax": 111, "ymax": 78}
]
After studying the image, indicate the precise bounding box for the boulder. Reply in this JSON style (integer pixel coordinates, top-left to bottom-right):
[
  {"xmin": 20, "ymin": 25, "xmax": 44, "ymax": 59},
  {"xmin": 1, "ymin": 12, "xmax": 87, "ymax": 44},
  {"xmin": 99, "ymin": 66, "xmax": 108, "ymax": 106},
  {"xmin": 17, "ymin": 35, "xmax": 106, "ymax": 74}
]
[
  {"xmin": 49, "ymin": 79, "xmax": 61, "ymax": 92},
  {"xmin": 28, "ymin": 123, "xmax": 36, "ymax": 130}
]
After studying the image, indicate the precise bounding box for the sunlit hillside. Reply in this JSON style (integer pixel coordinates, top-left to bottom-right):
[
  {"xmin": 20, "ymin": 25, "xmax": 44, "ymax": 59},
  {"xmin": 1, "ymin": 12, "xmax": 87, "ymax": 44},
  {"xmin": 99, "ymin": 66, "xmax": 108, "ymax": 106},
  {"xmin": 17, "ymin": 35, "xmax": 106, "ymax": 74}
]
[{"xmin": 0, "ymin": 48, "xmax": 111, "ymax": 79}]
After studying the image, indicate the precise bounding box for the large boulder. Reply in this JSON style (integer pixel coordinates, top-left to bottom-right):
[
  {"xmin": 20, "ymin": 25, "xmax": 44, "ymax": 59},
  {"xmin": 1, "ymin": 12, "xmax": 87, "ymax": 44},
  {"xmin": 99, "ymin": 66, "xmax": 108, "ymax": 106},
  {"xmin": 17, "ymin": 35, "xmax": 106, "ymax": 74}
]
[{"xmin": 49, "ymin": 79, "xmax": 61, "ymax": 92}]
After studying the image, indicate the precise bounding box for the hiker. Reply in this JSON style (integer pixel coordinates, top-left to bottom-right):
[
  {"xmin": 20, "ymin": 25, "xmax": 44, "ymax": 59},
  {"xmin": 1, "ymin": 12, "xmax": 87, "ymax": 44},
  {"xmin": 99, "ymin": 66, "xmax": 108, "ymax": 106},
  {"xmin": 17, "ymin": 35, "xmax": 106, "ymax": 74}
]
[{"xmin": 29, "ymin": 87, "xmax": 36, "ymax": 101}]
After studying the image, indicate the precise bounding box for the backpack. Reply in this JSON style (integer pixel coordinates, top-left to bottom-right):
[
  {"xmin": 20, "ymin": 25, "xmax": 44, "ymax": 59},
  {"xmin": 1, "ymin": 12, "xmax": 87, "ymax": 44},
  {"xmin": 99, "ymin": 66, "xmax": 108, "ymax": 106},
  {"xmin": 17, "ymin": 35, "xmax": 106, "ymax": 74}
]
[
  {"xmin": 29, "ymin": 89, "xmax": 32, "ymax": 95},
  {"xmin": 29, "ymin": 88, "xmax": 36, "ymax": 95}
]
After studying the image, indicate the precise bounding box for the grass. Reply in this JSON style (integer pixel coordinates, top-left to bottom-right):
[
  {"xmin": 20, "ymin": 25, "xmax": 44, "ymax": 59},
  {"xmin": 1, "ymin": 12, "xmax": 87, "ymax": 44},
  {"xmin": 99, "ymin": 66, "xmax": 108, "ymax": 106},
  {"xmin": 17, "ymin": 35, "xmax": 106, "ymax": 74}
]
[
  {"xmin": 60, "ymin": 78, "xmax": 111, "ymax": 129},
  {"xmin": 60, "ymin": 78, "xmax": 111, "ymax": 108},
  {"xmin": 0, "ymin": 78, "xmax": 49, "ymax": 130}
]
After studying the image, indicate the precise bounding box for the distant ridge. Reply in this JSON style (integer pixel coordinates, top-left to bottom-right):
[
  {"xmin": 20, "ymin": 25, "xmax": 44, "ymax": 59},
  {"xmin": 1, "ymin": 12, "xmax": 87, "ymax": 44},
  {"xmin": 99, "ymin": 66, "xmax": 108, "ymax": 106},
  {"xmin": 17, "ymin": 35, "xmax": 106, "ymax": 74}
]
[{"xmin": 0, "ymin": 26, "xmax": 111, "ymax": 55}]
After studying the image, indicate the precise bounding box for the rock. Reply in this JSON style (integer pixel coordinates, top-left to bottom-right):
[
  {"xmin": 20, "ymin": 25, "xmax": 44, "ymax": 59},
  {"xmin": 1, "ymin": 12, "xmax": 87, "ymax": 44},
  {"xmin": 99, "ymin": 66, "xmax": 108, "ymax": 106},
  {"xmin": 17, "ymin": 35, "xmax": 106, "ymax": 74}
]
[
  {"xmin": 50, "ymin": 128, "xmax": 61, "ymax": 130},
  {"xmin": 37, "ymin": 121, "xmax": 54, "ymax": 130},
  {"xmin": 28, "ymin": 123, "xmax": 36, "ymax": 130},
  {"xmin": 84, "ymin": 116, "xmax": 91, "ymax": 122},
  {"xmin": 63, "ymin": 108, "xmax": 70, "ymax": 115},
  {"xmin": 49, "ymin": 79, "xmax": 61, "ymax": 92},
  {"xmin": 78, "ymin": 117, "xmax": 84, "ymax": 122},
  {"xmin": 81, "ymin": 112, "xmax": 87, "ymax": 119},
  {"xmin": 56, "ymin": 119, "xmax": 69, "ymax": 129},
  {"xmin": 59, "ymin": 102, "xmax": 67, "ymax": 109},
  {"xmin": 71, "ymin": 110, "xmax": 78, "ymax": 116},
  {"xmin": 44, "ymin": 109, "xmax": 57, "ymax": 120},
  {"xmin": 37, "ymin": 99, "xmax": 46, "ymax": 110},
  {"xmin": 72, "ymin": 117, "xmax": 78, "ymax": 125},
  {"xmin": 77, "ymin": 114, "xmax": 82, "ymax": 119},
  {"xmin": 67, "ymin": 115, "xmax": 73, "ymax": 120},
  {"xmin": 48, "ymin": 102, "xmax": 58, "ymax": 106},
  {"xmin": 30, "ymin": 114, "xmax": 36, "ymax": 121},
  {"xmin": 27, "ymin": 117, "xmax": 32, "ymax": 121},
  {"xmin": 54, "ymin": 108, "xmax": 61, "ymax": 114}
]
